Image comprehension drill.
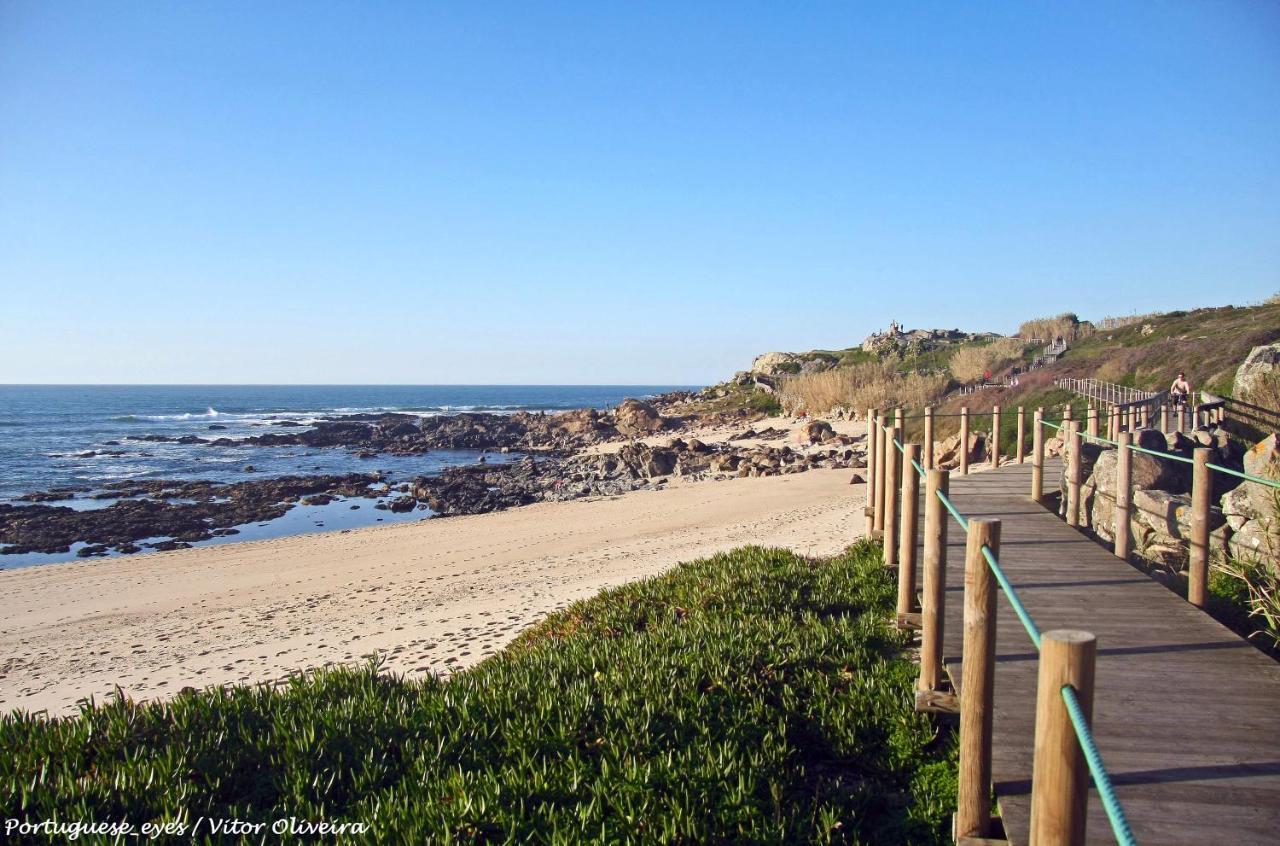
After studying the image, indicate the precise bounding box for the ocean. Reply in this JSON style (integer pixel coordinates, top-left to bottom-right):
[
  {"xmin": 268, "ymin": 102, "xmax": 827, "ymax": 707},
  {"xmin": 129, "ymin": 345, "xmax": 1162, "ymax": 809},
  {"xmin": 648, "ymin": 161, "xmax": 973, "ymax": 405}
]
[{"xmin": 0, "ymin": 385, "xmax": 692, "ymax": 567}]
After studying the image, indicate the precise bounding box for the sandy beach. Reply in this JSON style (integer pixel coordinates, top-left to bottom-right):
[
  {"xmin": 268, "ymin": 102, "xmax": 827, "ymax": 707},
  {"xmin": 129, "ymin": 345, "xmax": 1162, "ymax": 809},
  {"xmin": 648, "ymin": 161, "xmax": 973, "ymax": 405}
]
[{"xmin": 1, "ymin": 419, "xmax": 867, "ymax": 715}]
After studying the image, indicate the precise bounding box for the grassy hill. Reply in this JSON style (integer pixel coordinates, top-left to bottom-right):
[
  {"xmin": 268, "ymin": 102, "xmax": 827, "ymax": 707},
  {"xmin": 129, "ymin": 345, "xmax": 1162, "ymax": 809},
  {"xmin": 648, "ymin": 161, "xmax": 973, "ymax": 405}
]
[
  {"xmin": 699, "ymin": 299, "xmax": 1278, "ymax": 423},
  {"xmin": 928, "ymin": 300, "xmax": 1280, "ymax": 434}
]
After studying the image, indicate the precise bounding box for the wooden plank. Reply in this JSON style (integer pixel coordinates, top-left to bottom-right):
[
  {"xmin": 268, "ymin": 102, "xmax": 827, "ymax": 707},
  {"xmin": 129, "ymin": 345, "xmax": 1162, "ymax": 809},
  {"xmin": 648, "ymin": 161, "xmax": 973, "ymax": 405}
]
[{"xmin": 918, "ymin": 459, "xmax": 1280, "ymax": 845}]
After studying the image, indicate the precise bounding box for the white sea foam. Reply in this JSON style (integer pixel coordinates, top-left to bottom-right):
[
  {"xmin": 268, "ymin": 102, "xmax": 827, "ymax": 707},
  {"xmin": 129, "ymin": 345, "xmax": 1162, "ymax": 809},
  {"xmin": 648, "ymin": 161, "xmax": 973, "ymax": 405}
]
[{"xmin": 137, "ymin": 406, "xmax": 224, "ymax": 421}]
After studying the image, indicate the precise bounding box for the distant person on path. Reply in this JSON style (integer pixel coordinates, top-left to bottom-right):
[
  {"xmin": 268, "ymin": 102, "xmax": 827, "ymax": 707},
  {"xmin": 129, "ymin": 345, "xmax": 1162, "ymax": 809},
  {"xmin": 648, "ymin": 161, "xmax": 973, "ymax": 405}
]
[{"xmin": 1170, "ymin": 371, "xmax": 1192, "ymax": 407}]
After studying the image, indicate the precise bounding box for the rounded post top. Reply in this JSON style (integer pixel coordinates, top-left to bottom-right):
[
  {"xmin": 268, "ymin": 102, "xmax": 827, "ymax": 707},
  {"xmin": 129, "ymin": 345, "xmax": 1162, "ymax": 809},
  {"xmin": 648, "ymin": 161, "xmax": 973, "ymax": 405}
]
[{"xmin": 1041, "ymin": 629, "xmax": 1097, "ymax": 647}]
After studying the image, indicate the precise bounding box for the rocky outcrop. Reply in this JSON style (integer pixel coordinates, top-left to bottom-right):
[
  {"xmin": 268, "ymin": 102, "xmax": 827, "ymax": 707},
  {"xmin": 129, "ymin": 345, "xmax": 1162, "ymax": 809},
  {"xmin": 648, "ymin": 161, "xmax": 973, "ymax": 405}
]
[
  {"xmin": 0, "ymin": 474, "xmax": 385, "ymax": 556},
  {"xmin": 614, "ymin": 399, "xmax": 665, "ymax": 438},
  {"xmin": 751, "ymin": 352, "xmax": 801, "ymax": 375},
  {"xmin": 237, "ymin": 407, "xmax": 661, "ymax": 455},
  {"xmin": 1234, "ymin": 342, "xmax": 1280, "ymax": 402},
  {"xmin": 405, "ymin": 435, "xmax": 870, "ymax": 516}
]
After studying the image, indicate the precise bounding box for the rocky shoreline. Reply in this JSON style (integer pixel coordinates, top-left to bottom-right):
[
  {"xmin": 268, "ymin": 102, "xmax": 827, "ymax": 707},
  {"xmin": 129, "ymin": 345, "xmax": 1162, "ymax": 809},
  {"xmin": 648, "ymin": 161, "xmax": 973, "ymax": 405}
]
[{"xmin": 1, "ymin": 396, "xmax": 869, "ymax": 559}]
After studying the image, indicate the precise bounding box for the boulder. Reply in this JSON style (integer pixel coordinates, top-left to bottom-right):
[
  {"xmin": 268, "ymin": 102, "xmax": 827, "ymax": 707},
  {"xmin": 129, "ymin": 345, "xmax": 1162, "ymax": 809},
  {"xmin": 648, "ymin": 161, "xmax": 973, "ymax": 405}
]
[
  {"xmin": 551, "ymin": 408, "xmax": 613, "ymax": 440},
  {"xmin": 1059, "ymin": 441, "xmax": 1103, "ymax": 513},
  {"xmin": 1132, "ymin": 488, "xmax": 1225, "ymax": 547},
  {"xmin": 1228, "ymin": 517, "xmax": 1280, "ymax": 562},
  {"xmin": 1221, "ymin": 485, "xmax": 1261, "ymax": 532},
  {"xmin": 799, "ymin": 420, "xmax": 835, "ymax": 445},
  {"xmin": 1233, "ymin": 434, "xmax": 1280, "ymax": 522},
  {"xmin": 614, "ymin": 399, "xmax": 665, "ymax": 437},
  {"xmin": 1233, "ymin": 342, "xmax": 1280, "ymax": 402},
  {"xmin": 1165, "ymin": 431, "xmax": 1196, "ymax": 455},
  {"xmin": 934, "ymin": 432, "xmax": 987, "ymax": 470},
  {"xmin": 615, "ymin": 442, "xmax": 677, "ymax": 478}
]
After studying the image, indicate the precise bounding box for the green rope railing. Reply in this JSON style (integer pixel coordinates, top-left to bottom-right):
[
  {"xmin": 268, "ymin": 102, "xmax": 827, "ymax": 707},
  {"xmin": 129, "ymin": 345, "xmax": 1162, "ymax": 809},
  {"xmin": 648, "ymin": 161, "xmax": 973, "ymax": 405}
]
[
  {"xmin": 1208, "ymin": 462, "xmax": 1280, "ymax": 490},
  {"xmin": 935, "ymin": 490, "xmax": 970, "ymax": 531},
  {"xmin": 1126, "ymin": 443, "xmax": 1193, "ymax": 464},
  {"xmin": 1062, "ymin": 684, "xmax": 1139, "ymax": 846},
  {"xmin": 981, "ymin": 544, "xmax": 1041, "ymax": 649}
]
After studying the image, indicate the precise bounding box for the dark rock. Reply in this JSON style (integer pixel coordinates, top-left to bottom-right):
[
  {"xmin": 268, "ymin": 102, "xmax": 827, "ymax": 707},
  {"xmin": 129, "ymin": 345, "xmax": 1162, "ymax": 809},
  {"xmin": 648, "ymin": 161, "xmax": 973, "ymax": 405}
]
[
  {"xmin": 0, "ymin": 473, "xmax": 383, "ymax": 556},
  {"xmin": 387, "ymin": 495, "xmax": 417, "ymax": 513}
]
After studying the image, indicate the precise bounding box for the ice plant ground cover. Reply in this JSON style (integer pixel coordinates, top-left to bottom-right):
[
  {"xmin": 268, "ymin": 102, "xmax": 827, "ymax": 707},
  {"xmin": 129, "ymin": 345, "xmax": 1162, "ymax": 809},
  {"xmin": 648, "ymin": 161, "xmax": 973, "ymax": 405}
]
[{"xmin": 1, "ymin": 542, "xmax": 956, "ymax": 844}]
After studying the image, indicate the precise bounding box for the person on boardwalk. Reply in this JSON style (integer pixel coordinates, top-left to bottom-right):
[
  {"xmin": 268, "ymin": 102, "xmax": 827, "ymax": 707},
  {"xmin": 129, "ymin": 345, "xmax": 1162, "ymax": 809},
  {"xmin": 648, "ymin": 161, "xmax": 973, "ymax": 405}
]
[{"xmin": 1170, "ymin": 371, "xmax": 1192, "ymax": 407}]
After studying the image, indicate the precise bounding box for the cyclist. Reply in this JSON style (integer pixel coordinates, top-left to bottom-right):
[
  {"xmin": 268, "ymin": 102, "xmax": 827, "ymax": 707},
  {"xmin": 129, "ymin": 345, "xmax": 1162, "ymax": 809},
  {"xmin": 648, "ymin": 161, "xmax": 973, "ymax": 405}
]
[{"xmin": 1170, "ymin": 372, "xmax": 1192, "ymax": 408}]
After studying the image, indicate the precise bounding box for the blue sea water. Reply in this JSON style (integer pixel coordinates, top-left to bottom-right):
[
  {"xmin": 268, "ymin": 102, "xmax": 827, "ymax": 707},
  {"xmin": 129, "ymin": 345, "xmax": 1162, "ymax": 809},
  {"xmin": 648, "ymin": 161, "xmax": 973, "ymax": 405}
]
[{"xmin": 0, "ymin": 385, "xmax": 692, "ymax": 566}]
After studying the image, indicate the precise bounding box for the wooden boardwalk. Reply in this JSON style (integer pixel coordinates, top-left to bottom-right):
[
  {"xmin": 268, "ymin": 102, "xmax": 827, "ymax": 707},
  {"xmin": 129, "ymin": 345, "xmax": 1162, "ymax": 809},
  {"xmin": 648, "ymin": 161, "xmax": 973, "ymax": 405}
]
[{"xmin": 929, "ymin": 458, "xmax": 1280, "ymax": 845}]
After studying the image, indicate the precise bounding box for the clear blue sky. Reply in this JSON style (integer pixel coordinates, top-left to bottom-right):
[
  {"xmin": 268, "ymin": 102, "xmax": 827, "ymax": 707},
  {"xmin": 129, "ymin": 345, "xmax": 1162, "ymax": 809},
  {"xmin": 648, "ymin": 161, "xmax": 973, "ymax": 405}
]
[{"xmin": 2, "ymin": 2, "xmax": 1277, "ymax": 385}]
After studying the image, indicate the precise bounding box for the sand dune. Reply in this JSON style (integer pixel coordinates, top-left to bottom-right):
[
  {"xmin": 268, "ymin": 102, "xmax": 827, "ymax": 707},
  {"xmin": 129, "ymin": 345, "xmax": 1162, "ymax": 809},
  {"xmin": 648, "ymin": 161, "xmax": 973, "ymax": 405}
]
[{"xmin": 0, "ymin": 460, "xmax": 866, "ymax": 716}]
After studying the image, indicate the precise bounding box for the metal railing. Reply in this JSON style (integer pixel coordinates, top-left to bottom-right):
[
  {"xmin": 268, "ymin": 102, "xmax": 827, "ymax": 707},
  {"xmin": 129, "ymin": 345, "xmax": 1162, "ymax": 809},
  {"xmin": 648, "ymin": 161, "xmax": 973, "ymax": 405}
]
[{"xmin": 1055, "ymin": 377, "xmax": 1161, "ymax": 410}]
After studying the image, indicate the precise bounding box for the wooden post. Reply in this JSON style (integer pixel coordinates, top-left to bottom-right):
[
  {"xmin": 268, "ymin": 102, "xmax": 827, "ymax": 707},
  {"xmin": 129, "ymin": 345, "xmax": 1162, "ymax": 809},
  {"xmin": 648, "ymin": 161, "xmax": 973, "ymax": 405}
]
[
  {"xmin": 960, "ymin": 407, "xmax": 970, "ymax": 476},
  {"xmin": 883, "ymin": 426, "xmax": 901, "ymax": 569},
  {"xmin": 919, "ymin": 468, "xmax": 949, "ymax": 693},
  {"xmin": 924, "ymin": 407, "xmax": 935, "ymax": 470},
  {"xmin": 874, "ymin": 416, "xmax": 888, "ymax": 536},
  {"xmin": 897, "ymin": 444, "xmax": 921, "ymax": 625},
  {"xmin": 1189, "ymin": 447, "xmax": 1211, "ymax": 608},
  {"xmin": 1115, "ymin": 432, "xmax": 1132, "ymax": 561},
  {"xmin": 1087, "ymin": 405, "xmax": 1098, "ymax": 440},
  {"xmin": 1032, "ymin": 408, "xmax": 1045, "ymax": 502},
  {"xmin": 957, "ymin": 518, "xmax": 1001, "ymax": 840},
  {"xmin": 1063, "ymin": 404, "xmax": 1073, "ymax": 427},
  {"xmin": 1066, "ymin": 422, "xmax": 1083, "ymax": 528},
  {"xmin": 1109, "ymin": 405, "xmax": 1120, "ymax": 438},
  {"xmin": 991, "ymin": 405, "xmax": 1002, "ymax": 468},
  {"xmin": 1159, "ymin": 404, "xmax": 1168, "ymax": 433},
  {"xmin": 894, "ymin": 406, "xmax": 904, "ymax": 433},
  {"xmin": 866, "ymin": 412, "xmax": 879, "ymax": 536},
  {"xmin": 1140, "ymin": 404, "xmax": 1150, "ymax": 429},
  {"xmin": 1016, "ymin": 406, "xmax": 1026, "ymax": 464},
  {"xmin": 1029, "ymin": 630, "xmax": 1097, "ymax": 846}
]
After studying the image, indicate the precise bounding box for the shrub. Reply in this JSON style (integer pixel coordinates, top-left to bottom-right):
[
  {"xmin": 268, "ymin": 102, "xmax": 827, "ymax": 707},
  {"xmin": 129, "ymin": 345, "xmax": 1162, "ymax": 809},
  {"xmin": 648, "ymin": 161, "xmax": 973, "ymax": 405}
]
[
  {"xmin": 779, "ymin": 363, "xmax": 949, "ymax": 416},
  {"xmin": 1018, "ymin": 313, "xmax": 1091, "ymax": 343},
  {"xmin": 947, "ymin": 338, "xmax": 1024, "ymax": 382},
  {"xmin": 0, "ymin": 544, "xmax": 956, "ymax": 845}
]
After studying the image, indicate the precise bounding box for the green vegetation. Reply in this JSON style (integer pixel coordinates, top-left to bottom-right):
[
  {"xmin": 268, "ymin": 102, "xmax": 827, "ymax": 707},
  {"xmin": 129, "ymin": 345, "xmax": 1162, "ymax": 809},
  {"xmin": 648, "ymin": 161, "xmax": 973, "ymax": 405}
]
[
  {"xmin": 675, "ymin": 382, "xmax": 782, "ymax": 417},
  {"xmin": 1, "ymin": 544, "xmax": 956, "ymax": 845},
  {"xmin": 745, "ymin": 388, "xmax": 784, "ymax": 415},
  {"xmin": 1048, "ymin": 302, "xmax": 1280, "ymax": 396}
]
